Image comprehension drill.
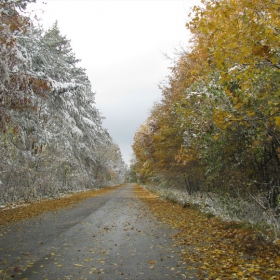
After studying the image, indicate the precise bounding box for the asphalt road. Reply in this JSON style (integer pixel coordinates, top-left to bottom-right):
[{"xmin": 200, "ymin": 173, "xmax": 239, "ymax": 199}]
[{"xmin": 0, "ymin": 184, "xmax": 194, "ymax": 280}]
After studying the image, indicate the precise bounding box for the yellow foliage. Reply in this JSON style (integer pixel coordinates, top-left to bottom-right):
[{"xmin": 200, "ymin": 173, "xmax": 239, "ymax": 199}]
[
  {"xmin": 132, "ymin": 0, "xmax": 280, "ymax": 196},
  {"xmin": 275, "ymin": 116, "xmax": 280, "ymax": 127}
]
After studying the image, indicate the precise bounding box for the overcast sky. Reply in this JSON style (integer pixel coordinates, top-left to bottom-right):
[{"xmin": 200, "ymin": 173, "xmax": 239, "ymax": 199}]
[{"xmin": 28, "ymin": 0, "xmax": 200, "ymax": 165}]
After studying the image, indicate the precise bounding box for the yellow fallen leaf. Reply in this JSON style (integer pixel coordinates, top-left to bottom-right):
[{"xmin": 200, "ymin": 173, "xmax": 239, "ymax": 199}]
[
  {"xmin": 237, "ymin": 271, "xmax": 244, "ymax": 277},
  {"xmin": 275, "ymin": 116, "xmax": 280, "ymax": 126}
]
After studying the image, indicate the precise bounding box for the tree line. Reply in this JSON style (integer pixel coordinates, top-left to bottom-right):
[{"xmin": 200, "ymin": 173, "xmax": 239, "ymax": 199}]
[
  {"xmin": 132, "ymin": 0, "xmax": 280, "ymax": 218},
  {"xmin": 0, "ymin": 0, "xmax": 126, "ymax": 203}
]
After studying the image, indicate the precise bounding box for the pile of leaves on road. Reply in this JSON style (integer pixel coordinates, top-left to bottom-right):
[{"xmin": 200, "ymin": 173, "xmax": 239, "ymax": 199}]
[
  {"xmin": 0, "ymin": 185, "xmax": 122, "ymax": 226},
  {"xmin": 135, "ymin": 184, "xmax": 280, "ymax": 279}
]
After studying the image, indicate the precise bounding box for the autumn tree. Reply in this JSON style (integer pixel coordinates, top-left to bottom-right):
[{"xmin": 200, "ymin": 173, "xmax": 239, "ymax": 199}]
[
  {"xmin": 132, "ymin": 0, "xmax": 280, "ymax": 211},
  {"xmin": 186, "ymin": 0, "xmax": 280, "ymax": 204},
  {"xmin": 132, "ymin": 47, "xmax": 211, "ymax": 192}
]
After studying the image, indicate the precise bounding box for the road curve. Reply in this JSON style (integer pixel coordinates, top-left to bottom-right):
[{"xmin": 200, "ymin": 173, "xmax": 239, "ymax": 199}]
[{"xmin": 0, "ymin": 184, "xmax": 192, "ymax": 279}]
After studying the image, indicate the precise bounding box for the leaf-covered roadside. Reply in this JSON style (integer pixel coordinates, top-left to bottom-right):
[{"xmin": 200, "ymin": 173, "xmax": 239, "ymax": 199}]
[
  {"xmin": 0, "ymin": 185, "xmax": 122, "ymax": 226},
  {"xmin": 135, "ymin": 185, "xmax": 280, "ymax": 279}
]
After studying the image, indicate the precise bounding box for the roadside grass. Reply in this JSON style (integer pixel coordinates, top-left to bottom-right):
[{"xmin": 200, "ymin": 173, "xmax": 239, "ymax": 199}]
[
  {"xmin": 0, "ymin": 185, "xmax": 123, "ymax": 226},
  {"xmin": 145, "ymin": 184, "xmax": 280, "ymax": 242},
  {"xmin": 135, "ymin": 184, "xmax": 280, "ymax": 280}
]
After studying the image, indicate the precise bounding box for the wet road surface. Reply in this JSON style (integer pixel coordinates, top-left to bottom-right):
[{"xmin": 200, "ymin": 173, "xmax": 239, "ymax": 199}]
[{"xmin": 0, "ymin": 184, "xmax": 193, "ymax": 279}]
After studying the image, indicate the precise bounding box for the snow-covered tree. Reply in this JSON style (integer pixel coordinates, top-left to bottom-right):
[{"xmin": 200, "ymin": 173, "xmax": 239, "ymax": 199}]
[{"xmin": 0, "ymin": 3, "xmax": 126, "ymax": 203}]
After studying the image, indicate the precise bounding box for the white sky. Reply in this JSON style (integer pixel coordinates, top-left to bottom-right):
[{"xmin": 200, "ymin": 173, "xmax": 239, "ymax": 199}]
[{"xmin": 27, "ymin": 0, "xmax": 199, "ymax": 165}]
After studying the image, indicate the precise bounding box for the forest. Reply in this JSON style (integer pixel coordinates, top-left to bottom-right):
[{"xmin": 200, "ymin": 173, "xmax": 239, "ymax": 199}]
[
  {"xmin": 131, "ymin": 0, "xmax": 280, "ymax": 238},
  {"xmin": 0, "ymin": 0, "xmax": 126, "ymax": 204}
]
